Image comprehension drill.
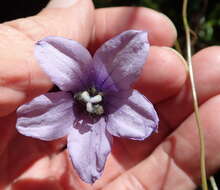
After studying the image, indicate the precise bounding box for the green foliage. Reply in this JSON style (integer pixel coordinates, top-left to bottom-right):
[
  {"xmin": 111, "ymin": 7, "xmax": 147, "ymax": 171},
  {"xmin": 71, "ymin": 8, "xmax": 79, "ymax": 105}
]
[{"xmin": 198, "ymin": 3, "xmax": 220, "ymax": 46}]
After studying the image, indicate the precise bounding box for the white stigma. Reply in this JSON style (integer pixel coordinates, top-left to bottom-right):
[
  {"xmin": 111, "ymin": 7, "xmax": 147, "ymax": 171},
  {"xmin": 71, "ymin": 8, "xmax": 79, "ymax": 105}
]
[
  {"xmin": 80, "ymin": 91, "xmax": 103, "ymax": 114},
  {"xmin": 81, "ymin": 91, "xmax": 91, "ymax": 102},
  {"xmin": 86, "ymin": 102, "xmax": 93, "ymax": 113},
  {"xmin": 90, "ymin": 95, "xmax": 102, "ymax": 103}
]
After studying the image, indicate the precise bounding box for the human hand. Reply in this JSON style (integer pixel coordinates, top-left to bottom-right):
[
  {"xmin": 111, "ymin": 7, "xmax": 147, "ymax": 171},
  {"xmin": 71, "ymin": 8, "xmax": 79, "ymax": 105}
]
[{"xmin": 1, "ymin": 0, "xmax": 219, "ymax": 189}]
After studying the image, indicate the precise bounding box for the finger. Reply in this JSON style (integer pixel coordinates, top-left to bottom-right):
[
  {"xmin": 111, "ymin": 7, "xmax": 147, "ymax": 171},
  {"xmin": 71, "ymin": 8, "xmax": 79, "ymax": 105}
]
[
  {"xmin": 90, "ymin": 47, "xmax": 187, "ymax": 187},
  {"xmin": 0, "ymin": 113, "xmax": 16, "ymax": 155},
  {"xmin": 158, "ymin": 46, "xmax": 220, "ymax": 128},
  {"xmin": 89, "ymin": 47, "xmax": 187, "ymax": 188},
  {"xmin": 135, "ymin": 46, "xmax": 187, "ymax": 103},
  {"xmin": 0, "ymin": 0, "xmax": 94, "ymax": 116},
  {"xmin": 7, "ymin": 0, "xmax": 94, "ymax": 45},
  {"xmin": 125, "ymin": 46, "xmax": 220, "ymax": 164},
  {"xmin": 91, "ymin": 7, "xmax": 182, "ymax": 104},
  {"xmin": 118, "ymin": 46, "xmax": 220, "ymax": 178},
  {"xmin": 103, "ymin": 95, "xmax": 220, "ymax": 190},
  {"xmin": 91, "ymin": 7, "xmax": 177, "ymax": 51}
]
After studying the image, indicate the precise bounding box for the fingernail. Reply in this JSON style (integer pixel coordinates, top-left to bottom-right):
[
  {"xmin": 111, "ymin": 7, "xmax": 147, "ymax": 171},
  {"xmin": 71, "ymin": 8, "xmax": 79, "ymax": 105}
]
[
  {"xmin": 162, "ymin": 47, "xmax": 188, "ymax": 72},
  {"xmin": 46, "ymin": 0, "xmax": 78, "ymax": 8}
]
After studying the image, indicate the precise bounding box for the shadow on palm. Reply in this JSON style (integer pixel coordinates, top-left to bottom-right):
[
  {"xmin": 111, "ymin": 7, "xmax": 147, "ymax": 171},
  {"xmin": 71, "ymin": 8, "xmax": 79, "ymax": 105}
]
[
  {"xmin": 0, "ymin": 113, "xmax": 64, "ymax": 189},
  {"xmin": 0, "ymin": 110, "xmax": 169, "ymax": 190}
]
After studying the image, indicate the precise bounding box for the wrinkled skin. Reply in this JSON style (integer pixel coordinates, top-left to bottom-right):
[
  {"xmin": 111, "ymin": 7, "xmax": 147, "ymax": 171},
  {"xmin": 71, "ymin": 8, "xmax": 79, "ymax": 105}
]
[{"xmin": 0, "ymin": 0, "xmax": 220, "ymax": 189}]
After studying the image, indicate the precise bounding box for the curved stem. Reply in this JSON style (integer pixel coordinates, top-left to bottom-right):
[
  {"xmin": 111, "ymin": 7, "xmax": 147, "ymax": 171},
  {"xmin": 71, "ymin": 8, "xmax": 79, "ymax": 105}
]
[{"xmin": 182, "ymin": 0, "xmax": 208, "ymax": 190}]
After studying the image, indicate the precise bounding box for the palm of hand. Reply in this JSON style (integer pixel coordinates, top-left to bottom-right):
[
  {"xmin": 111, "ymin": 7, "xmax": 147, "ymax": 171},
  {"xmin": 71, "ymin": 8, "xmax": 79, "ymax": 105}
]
[
  {"xmin": 2, "ymin": 48, "xmax": 220, "ymax": 189},
  {"xmin": 0, "ymin": 1, "xmax": 220, "ymax": 189}
]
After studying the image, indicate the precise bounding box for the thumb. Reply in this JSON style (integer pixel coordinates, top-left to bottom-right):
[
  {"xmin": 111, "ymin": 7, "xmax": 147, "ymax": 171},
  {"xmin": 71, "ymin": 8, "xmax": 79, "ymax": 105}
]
[{"xmin": 0, "ymin": 0, "xmax": 94, "ymax": 117}]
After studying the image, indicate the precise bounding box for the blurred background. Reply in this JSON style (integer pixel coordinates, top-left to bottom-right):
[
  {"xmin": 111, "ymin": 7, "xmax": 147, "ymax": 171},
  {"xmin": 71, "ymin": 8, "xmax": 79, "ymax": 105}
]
[{"xmin": 0, "ymin": 0, "xmax": 219, "ymax": 189}]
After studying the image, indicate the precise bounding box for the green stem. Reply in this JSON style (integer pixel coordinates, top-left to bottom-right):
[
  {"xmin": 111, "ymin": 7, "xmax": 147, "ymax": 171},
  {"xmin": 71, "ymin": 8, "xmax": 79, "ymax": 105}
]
[{"xmin": 182, "ymin": 0, "xmax": 208, "ymax": 190}]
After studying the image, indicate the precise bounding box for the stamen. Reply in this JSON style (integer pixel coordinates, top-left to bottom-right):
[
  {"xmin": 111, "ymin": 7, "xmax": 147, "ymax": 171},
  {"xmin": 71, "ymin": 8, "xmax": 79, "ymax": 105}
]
[
  {"xmin": 74, "ymin": 89, "xmax": 104, "ymax": 116},
  {"xmin": 81, "ymin": 91, "xmax": 90, "ymax": 102},
  {"xmin": 90, "ymin": 95, "xmax": 102, "ymax": 103},
  {"xmin": 93, "ymin": 105, "xmax": 104, "ymax": 115},
  {"xmin": 86, "ymin": 102, "xmax": 93, "ymax": 113}
]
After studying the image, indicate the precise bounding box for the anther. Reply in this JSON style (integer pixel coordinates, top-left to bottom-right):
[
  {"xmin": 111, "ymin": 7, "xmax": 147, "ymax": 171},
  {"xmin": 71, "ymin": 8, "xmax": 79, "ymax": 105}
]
[
  {"xmin": 81, "ymin": 91, "xmax": 90, "ymax": 102},
  {"xmin": 90, "ymin": 95, "xmax": 102, "ymax": 103},
  {"xmin": 74, "ymin": 89, "xmax": 104, "ymax": 116}
]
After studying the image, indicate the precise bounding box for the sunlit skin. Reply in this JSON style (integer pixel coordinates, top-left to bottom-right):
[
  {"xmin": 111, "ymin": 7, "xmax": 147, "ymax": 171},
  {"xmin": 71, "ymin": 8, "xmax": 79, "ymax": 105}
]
[{"xmin": 0, "ymin": 0, "xmax": 220, "ymax": 189}]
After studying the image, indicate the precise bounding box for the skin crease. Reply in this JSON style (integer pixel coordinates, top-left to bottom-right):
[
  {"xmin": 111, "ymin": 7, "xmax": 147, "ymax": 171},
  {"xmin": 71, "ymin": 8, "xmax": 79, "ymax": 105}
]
[{"xmin": 0, "ymin": 0, "xmax": 220, "ymax": 189}]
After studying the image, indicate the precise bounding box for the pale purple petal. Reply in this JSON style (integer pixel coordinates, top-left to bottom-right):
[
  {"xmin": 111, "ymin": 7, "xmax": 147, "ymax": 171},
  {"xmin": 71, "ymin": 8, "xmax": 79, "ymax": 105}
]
[
  {"xmin": 16, "ymin": 91, "xmax": 74, "ymax": 141},
  {"xmin": 67, "ymin": 118, "xmax": 112, "ymax": 184},
  {"xmin": 35, "ymin": 36, "xmax": 93, "ymax": 92},
  {"xmin": 106, "ymin": 90, "xmax": 159, "ymax": 140},
  {"xmin": 93, "ymin": 30, "xmax": 149, "ymax": 91}
]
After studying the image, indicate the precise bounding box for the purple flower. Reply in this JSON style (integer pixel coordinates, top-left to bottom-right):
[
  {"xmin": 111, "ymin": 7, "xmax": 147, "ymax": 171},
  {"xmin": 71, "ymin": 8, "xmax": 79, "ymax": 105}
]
[{"xmin": 16, "ymin": 30, "xmax": 159, "ymax": 183}]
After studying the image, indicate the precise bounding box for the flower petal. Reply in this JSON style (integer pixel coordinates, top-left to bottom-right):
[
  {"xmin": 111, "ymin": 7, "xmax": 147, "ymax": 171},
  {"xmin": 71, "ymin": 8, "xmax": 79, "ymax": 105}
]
[
  {"xmin": 106, "ymin": 90, "xmax": 159, "ymax": 140},
  {"xmin": 67, "ymin": 118, "xmax": 112, "ymax": 184},
  {"xmin": 16, "ymin": 91, "xmax": 74, "ymax": 141},
  {"xmin": 35, "ymin": 36, "xmax": 93, "ymax": 92},
  {"xmin": 93, "ymin": 30, "xmax": 149, "ymax": 91}
]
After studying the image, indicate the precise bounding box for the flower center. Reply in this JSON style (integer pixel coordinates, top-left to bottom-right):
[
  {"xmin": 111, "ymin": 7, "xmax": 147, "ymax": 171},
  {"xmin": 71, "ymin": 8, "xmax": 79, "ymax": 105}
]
[{"xmin": 74, "ymin": 87, "xmax": 104, "ymax": 116}]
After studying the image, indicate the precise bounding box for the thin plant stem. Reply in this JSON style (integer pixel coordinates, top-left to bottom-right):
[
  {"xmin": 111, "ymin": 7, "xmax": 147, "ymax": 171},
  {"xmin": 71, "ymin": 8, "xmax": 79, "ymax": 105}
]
[
  {"xmin": 182, "ymin": 0, "xmax": 208, "ymax": 190},
  {"xmin": 210, "ymin": 176, "xmax": 218, "ymax": 190}
]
